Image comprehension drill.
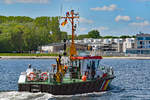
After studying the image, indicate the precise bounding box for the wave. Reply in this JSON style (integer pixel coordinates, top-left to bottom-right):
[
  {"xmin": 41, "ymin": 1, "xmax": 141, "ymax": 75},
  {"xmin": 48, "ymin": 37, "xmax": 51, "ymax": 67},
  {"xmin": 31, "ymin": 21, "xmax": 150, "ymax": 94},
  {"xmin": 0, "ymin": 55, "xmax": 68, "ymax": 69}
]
[
  {"xmin": 0, "ymin": 91, "xmax": 107, "ymax": 100},
  {"xmin": 0, "ymin": 91, "xmax": 53, "ymax": 100}
]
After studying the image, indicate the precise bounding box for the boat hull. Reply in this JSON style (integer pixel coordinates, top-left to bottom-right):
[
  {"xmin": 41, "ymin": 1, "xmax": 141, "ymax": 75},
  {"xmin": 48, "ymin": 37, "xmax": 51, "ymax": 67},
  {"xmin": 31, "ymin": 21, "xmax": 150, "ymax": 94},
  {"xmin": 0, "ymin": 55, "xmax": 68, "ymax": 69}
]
[{"xmin": 18, "ymin": 76, "xmax": 114, "ymax": 95}]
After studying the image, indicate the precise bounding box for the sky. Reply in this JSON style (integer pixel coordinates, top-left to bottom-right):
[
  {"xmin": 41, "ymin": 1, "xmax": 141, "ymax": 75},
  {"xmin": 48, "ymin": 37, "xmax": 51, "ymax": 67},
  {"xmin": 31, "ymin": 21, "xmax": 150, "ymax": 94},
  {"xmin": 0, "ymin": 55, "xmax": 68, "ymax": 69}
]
[{"xmin": 0, "ymin": 0, "xmax": 150, "ymax": 36}]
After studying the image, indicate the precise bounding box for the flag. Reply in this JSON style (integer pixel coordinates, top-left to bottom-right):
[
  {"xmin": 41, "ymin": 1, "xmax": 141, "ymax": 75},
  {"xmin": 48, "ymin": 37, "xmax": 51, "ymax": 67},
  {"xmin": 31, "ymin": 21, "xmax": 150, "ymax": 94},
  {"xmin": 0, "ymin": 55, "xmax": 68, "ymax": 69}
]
[
  {"xmin": 66, "ymin": 12, "xmax": 70, "ymax": 16},
  {"xmin": 61, "ymin": 19, "xmax": 68, "ymax": 27}
]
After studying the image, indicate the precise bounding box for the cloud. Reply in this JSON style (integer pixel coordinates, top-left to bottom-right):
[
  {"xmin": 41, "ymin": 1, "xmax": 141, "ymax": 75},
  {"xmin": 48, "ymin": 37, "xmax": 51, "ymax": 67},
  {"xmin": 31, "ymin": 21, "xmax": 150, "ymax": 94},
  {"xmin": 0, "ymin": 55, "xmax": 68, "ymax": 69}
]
[
  {"xmin": 80, "ymin": 17, "xmax": 94, "ymax": 24},
  {"xmin": 93, "ymin": 26, "xmax": 109, "ymax": 32},
  {"xmin": 80, "ymin": 27, "xmax": 87, "ymax": 32},
  {"xmin": 90, "ymin": 4, "xmax": 117, "ymax": 11},
  {"xmin": 136, "ymin": 16, "xmax": 144, "ymax": 20},
  {"xmin": 129, "ymin": 21, "xmax": 150, "ymax": 27},
  {"xmin": 3, "ymin": 0, "xmax": 50, "ymax": 4},
  {"xmin": 115, "ymin": 15, "xmax": 130, "ymax": 22}
]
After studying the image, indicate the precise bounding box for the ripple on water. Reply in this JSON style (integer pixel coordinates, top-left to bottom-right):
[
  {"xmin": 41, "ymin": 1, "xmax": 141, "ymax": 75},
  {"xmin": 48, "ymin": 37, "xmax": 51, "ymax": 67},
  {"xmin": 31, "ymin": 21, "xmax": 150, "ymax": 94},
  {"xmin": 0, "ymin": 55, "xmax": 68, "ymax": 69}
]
[
  {"xmin": 0, "ymin": 59, "xmax": 150, "ymax": 100},
  {"xmin": 0, "ymin": 91, "xmax": 107, "ymax": 100}
]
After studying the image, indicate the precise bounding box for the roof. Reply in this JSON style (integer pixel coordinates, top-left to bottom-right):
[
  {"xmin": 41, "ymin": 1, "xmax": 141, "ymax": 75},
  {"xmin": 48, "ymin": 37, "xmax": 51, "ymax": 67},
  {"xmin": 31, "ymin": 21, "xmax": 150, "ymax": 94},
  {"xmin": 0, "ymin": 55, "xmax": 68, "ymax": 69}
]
[
  {"xmin": 136, "ymin": 33, "xmax": 150, "ymax": 37},
  {"xmin": 71, "ymin": 56, "xmax": 103, "ymax": 60}
]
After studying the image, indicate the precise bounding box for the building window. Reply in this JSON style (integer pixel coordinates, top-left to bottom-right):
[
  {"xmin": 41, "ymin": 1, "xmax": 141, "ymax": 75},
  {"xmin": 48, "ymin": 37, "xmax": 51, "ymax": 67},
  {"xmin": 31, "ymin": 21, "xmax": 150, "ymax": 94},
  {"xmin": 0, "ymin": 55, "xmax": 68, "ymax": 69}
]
[
  {"xmin": 146, "ymin": 37, "xmax": 150, "ymax": 40},
  {"xmin": 137, "ymin": 37, "xmax": 143, "ymax": 40}
]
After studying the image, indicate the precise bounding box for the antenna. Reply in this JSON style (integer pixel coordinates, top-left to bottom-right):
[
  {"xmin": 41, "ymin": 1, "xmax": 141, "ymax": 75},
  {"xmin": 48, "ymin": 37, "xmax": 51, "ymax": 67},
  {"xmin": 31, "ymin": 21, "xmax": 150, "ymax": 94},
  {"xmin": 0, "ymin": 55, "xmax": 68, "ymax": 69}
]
[
  {"xmin": 77, "ymin": 8, "xmax": 80, "ymax": 34},
  {"xmin": 60, "ymin": 3, "xmax": 63, "ymax": 16}
]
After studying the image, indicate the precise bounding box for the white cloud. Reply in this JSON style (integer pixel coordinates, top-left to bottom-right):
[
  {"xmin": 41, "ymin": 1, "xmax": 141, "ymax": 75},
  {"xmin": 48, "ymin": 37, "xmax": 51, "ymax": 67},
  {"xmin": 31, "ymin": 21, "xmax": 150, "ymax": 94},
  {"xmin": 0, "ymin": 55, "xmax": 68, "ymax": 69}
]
[
  {"xmin": 136, "ymin": 16, "xmax": 144, "ymax": 20},
  {"xmin": 80, "ymin": 17, "xmax": 93, "ymax": 24},
  {"xmin": 80, "ymin": 27, "xmax": 87, "ymax": 32},
  {"xmin": 90, "ymin": 4, "xmax": 117, "ymax": 11},
  {"xmin": 4, "ymin": 0, "xmax": 50, "ymax": 4},
  {"xmin": 115, "ymin": 15, "xmax": 130, "ymax": 22},
  {"xmin": 129, "ymin": 21, "xmax": 150, "ymax": 27}
]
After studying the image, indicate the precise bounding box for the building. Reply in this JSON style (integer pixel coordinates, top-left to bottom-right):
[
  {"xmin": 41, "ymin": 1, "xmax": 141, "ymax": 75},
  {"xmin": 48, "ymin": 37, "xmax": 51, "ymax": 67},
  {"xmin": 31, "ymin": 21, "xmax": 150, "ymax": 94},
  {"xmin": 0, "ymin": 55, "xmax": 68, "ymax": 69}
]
[
  {"xmin": 123, "ymin": 38, "xmax": 135, "ymax": 52},
  {"xmin": 41, "ymin": 43, "xmax": 64, "ymax": 53},
  {"xmin": 116, "ymin": 39, "xmax": 124, "ymax": 53},
  {"xmin": 126, "ymin": 33, "xmax": 150, "ymax": 56},
  {"xmin": 40, "ymin": 42, "xmax": 88, "ymax": 54}
]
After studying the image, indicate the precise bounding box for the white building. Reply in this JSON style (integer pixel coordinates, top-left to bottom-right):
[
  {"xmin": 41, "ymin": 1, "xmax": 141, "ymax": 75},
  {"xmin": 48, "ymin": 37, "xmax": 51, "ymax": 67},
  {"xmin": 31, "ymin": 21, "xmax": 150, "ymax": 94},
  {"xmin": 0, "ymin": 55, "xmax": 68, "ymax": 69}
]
[
  {"xmin": 123, "ymin": 38, "xmax": 135, "ymax": 52},
  {"xmin": 103, "ymin": 39, "xmax": 112, "ymax": 44},
  {"xmin": 41, "ymin": 43, "xmax": 64, "ymax": 53},
  {"xmin": 41, "ymin": 45, "xmax": 54, "ymax": 52}
]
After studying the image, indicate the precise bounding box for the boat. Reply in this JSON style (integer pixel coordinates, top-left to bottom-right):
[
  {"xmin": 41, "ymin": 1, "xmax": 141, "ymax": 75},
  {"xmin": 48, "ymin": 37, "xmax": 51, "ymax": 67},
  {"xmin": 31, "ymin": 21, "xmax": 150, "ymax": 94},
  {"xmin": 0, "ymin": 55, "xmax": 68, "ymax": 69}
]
[{"xmin": 18, "ymin": 10, "xmax": 115, "ymax": 95}]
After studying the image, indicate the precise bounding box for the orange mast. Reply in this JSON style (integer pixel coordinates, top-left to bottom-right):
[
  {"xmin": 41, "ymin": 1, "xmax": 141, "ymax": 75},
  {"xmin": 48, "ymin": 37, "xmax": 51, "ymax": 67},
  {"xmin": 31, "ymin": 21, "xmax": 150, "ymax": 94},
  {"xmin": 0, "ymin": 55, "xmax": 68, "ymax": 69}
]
[{"xmin": 61, "ymin": 10, "xmax": 79, "ymax": 57}]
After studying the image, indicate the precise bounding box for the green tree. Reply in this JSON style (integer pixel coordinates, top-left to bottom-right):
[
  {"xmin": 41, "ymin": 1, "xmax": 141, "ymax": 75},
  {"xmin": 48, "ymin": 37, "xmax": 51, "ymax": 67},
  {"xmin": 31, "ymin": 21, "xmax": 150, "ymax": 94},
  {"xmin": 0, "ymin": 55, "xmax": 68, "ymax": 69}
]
[
  {"xmin": 132, "ymin": 35, "xmax": 136, "ymax": 38},
  {"xmin": 0, "ymin": 16, "xmax": 63, "ymax": 52},
  {"xmin": 120, "ymin": 35, "xmax": 131, "ymax": 38},
  {"xmin": 77, "ymin": 34, "xmax": 89, "ymax": 40},
  {"xmin": 61, "ymin": 31, "xmax": 68, "ymax": 40},
  {"xmin": 0, "ymin": 32, "xmax": 12, "ymax": 52},
  {"xmin": 51, "ymin": 17, "xmax": 61, "ymax": 42},
  {"xmin": 10, "ymin": 25, "xmax": 24, "ymax": 52},
  {"xmin": 103, "ymin": 36, "xmax": 119, "ymax": 38},
  {"xmin": 88, "ymin": 30, "xmax": 100, "ymax": 38}
]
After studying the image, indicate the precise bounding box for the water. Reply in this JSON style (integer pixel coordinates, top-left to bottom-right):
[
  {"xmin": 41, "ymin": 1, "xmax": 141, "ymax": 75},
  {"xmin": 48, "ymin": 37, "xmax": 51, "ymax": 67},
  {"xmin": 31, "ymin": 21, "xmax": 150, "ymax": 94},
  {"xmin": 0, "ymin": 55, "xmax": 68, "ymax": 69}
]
[{"xmin": 0, "ymin": 59, "xmax": 150, "ymax": 100}]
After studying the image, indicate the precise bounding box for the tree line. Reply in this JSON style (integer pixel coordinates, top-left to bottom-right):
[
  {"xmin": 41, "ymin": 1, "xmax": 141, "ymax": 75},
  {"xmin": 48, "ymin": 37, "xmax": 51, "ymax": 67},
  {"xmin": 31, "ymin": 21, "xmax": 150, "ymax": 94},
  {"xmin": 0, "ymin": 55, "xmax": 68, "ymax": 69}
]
[
  {"xmin": 0, "ymin": 16, "xmax": 135, "ymax": 53},
  {"xmin": 0, "ymin": 16, "xmax": 67, "ymax": 52},
  {"xmin": 77, "ymin": 30, "xmax": 136, "ymax": 40}
]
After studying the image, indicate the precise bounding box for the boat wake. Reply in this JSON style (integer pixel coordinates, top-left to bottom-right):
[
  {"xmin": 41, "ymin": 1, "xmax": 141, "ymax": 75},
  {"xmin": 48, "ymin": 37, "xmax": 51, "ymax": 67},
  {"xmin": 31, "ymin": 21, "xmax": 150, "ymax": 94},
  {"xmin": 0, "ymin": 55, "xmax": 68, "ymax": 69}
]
[
  {"xmin": 0, "ymin": 91, "xmax": 107, "ymax": 100},
  {"xmin": 109, "ymin": 85, "xmax": 125, "ymax": 93},
  {"xmin": 0, "ymin": 91, "xmax": 53, "ymax": 100}
]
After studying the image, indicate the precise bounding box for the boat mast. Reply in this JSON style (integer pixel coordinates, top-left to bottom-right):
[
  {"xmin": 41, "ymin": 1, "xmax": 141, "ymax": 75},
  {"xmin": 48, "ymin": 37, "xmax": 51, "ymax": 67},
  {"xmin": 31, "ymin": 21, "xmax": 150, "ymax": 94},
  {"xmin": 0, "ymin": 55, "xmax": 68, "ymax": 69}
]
[{"xmin": 61, "ymin": 10, "xmax": 79, "ymax": 57}]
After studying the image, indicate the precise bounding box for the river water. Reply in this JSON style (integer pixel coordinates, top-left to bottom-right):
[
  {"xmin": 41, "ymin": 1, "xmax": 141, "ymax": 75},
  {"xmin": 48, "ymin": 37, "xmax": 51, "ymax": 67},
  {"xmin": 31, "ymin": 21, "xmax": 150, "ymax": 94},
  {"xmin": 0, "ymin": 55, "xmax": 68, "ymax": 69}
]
[{"xmin": 0, "ymin": 58, "xmax": 150, "ymax": 100}]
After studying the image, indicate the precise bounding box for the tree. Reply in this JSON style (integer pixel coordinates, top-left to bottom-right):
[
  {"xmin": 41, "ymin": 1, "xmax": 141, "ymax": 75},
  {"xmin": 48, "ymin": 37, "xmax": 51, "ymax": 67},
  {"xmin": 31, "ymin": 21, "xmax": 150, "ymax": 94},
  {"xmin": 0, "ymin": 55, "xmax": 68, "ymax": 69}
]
[
  {"xmin": 0, "ymin": 15, "xmax": 65, "ymax": 52},
  {"xmin": 0, "ymin": 32, "xmax": 12, "ymax": 52},
  {"xmin": 61, "ymin": 31, "xmax": 68, "ymax": 40},
  {"xmin": 103, "ymin": 36, "xmax": 119, "ymax": 38},
  {"xmin": 120, "ymin": 35, "xmax": 131, "ymax": 38},
  {"xmin": 77, "ymin": 34, "xmax": 89, "ymax": 40},
  {"xmin": 51, "ymin": 17, "xmax": 61, "ymax": 42},
  {"xmin": 10, "ymin": 25, "xmax": 24, "ymax": 52},
  {"xmin": 132, "ymin": 35, "xmax": 136, "ymax": 38},
  {"xmin": 88, "ymin": 30, "xmax": 100, "ymax": 38}
]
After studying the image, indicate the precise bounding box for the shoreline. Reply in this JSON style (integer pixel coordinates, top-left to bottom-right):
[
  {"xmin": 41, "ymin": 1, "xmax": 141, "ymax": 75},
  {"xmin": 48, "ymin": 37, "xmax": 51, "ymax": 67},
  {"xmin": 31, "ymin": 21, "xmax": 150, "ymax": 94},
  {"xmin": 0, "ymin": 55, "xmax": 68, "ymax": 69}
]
[
  {"xmin": 1, "ymin": 56, "xmax": 150, "ymax": 60},
  {"xmin": 0, "ymin": 56, "xmax": 58, "ymax": 59},
  {"xmin": 103, "ymin": 57, "xmax": 150, "ymax": 60}
]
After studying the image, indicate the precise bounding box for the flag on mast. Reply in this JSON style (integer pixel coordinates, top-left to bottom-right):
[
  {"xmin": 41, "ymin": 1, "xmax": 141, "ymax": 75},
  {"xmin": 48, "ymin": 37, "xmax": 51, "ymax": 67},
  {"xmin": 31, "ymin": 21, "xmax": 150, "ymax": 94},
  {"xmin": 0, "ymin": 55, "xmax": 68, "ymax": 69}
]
[{"xmin": 61, "ymin": 19, "xmax": 68, "ymax": 27}]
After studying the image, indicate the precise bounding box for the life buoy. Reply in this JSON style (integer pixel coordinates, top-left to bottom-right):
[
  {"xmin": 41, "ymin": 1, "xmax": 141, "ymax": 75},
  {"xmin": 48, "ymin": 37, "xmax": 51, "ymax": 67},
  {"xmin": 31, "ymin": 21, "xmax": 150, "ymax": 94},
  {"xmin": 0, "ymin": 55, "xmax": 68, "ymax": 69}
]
[
  {"xmin": 82, "ymin": 75, "xmax": 87, "ymax": 81},
  {"xmin": 27, "ymin": 72, "xmax": 36, "ymax": 81},
  {"xmin": 64, "ymin": 65, "xmax": 68, "ymax": 70},
  {"xmin": 41, "ymin": 72, "xmax": 48, "ymax": 81}
]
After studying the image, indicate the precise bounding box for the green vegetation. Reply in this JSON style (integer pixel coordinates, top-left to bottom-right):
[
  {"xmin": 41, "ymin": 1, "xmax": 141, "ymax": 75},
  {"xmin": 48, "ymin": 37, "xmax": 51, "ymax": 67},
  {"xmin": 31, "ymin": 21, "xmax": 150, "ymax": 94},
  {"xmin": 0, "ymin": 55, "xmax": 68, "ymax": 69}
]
[
  {"xmin": 77, "ymin": 30, "xmax": 136, "ymax": 40},
  {"xmin": 0, "ymin": 15, "xmax": 136, "ymax": 54},
  {"xmin": 0, "ymin": 16, "xmax": 68, "ymax": 53},
  {"xmin": 88, "ymin": 30, "xmax": 100, "ymax": 38},
  {"xmin": 77, "ymin": 30, "xmax": 100, "ymax": 40}
]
